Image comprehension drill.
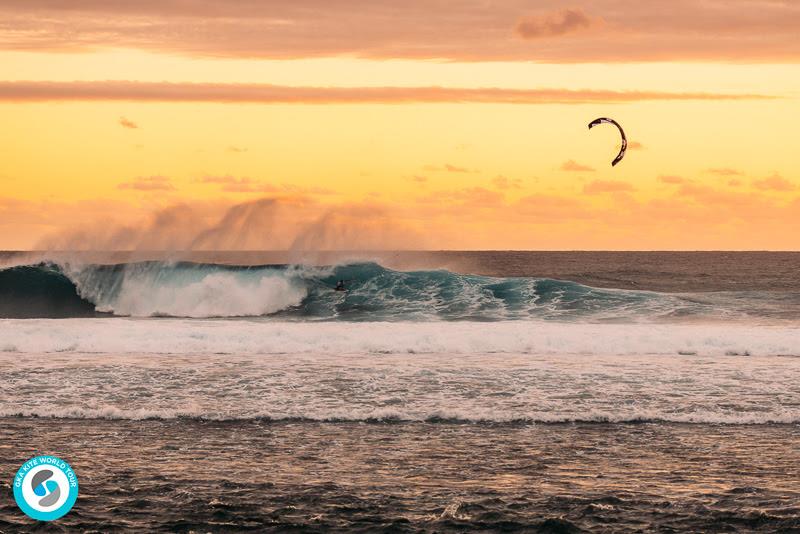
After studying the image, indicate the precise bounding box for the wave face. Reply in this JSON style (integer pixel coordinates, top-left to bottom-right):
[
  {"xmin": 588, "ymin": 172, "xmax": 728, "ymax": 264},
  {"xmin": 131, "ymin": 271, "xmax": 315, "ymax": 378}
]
[
  {"xmin": 0, "ymin": 264, "xmax": 97, "ymax": 318},
  {"xmin": 0, "ymin": 260, "xmax": 792, "ymax": 321}
]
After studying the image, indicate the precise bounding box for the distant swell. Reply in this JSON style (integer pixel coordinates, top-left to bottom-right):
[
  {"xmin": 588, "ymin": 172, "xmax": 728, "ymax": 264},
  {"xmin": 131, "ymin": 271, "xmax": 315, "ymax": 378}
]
[{"xmin": 0, "ymin": 260, "xmax": 787, "ymax": 321}]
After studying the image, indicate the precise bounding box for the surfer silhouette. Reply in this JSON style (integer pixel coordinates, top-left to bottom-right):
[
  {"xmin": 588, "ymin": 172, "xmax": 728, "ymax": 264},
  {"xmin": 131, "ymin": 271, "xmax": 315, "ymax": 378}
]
[{"xmin": 334, "ymin": 280, "xmax": 346, "ymax": 292}]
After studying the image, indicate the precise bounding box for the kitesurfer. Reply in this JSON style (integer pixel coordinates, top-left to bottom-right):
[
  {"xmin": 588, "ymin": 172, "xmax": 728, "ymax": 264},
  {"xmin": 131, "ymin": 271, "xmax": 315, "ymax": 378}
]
[{"xmin": 588, "ymin": 117, "xmax": 627, "ymax": 166}]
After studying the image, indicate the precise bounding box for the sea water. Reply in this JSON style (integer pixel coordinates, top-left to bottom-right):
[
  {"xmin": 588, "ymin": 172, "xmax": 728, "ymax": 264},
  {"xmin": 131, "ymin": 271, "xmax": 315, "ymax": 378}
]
[{"xmin": 1, "ymin": 252, "xmax": 798, "ymax": 531}]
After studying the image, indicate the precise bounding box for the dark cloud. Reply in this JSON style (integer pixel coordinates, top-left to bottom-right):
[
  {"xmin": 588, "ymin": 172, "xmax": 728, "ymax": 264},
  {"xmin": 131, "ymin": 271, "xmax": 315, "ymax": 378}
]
[{"xmin": 515, "ymin": 8, "xmax": 597, "ymax": 39}]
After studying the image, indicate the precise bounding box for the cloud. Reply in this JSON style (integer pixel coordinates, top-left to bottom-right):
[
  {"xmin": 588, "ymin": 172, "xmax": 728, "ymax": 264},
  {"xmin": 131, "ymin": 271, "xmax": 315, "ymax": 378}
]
[
  {"xmin": 515, "ymin": 8, "xmax": 597, "ymax": 39},
  {"xmin": 707, "ymin": 167, "xmax": 743, "ymax": 176},
  {"xmin": 118, "ymin": 116, "xmax": 138, "ymax": 129},
  {"xmin": 658, "ymin": 175, "xmax": 685, "ymax": 184},
  {"xmin": 492, "ymin": 175, "xmax": 522, "ymax": 190},
  {"xmin": 118, "ymin": 175, "xmax": 174, "ymax": 191},
  {"xmin": 199, "ymin": 175, "xmax": 335, "ymax": 195},
  {"xmin": 561, "ymin": 160, "xmax": 595, "ymax": 173},
  {"xmin": 227, "ymin": 145, "xmax": 247, "ymax": 153},
  {"xmin": 728, "ymin": 179, "xmax": 742, "ymax": 187},
  {"xmin": 1, "ymin": 1, "xmax": 799, "ymax": 62},
  {"xmin": 584, "ymin": 180, "xmax": 636, "ymax": 194},
  {"xmin": 418, "ymin": 187, "xmax": 504, "ymax": 208},
  {"xmin": 444, "ymin": 164, "xmax": 469, "ymax": 173},
  {"xmin": 0, "ymin": 81, "xmax": 773, "ymax": 105},
  {"xmin": 674, "ymin": 183, "xmax": 774, "ymax": 210},
  {"xmin": 627, "ymin": 141, "xmax": 644, "ymax": 150},
  {"xmin": 199, "ymin": 175, "xmax": 276, "ymax": 193},
  {"xmin": 424, "ymin": 163, "xmax": 475, "ymax": 173},
  {"xmin": 411, "ymin": 175, "xmax": 428, "ymax": 183},
  {"xmin": 753, "ymin": 173, "xmax": 795, "ymax": 191}
]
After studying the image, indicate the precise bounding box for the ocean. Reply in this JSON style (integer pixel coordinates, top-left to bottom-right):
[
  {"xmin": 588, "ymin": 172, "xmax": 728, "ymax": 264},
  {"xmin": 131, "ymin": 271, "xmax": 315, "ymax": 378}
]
[{"xmin": 1, "ymin": 251, "xmax": 799, "ymax": 532}]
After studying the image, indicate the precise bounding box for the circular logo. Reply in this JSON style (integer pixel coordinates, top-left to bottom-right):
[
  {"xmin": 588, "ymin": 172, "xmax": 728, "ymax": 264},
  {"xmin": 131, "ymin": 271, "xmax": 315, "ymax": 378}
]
[{"xmin": 13, "ymin": 455, "xmax": 78, "ymax": 521}]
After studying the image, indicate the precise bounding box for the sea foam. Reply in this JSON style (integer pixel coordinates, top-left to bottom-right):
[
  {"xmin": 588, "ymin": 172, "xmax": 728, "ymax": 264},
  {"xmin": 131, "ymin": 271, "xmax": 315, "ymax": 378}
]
[{"xmin": 0, "ymin": 319, "xmax": 796, "ymax": 356}]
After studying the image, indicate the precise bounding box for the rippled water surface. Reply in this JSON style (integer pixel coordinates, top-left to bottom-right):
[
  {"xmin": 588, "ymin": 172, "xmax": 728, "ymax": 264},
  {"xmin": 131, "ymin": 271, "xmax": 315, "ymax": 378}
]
[{"xmin": 2, "ymin": 420, "xmax": 800, "ymax": 532}]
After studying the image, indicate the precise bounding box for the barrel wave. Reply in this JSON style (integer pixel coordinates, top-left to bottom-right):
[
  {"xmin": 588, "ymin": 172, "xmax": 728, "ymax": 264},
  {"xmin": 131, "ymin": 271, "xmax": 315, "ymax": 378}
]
[{"xmin": 0, "ymin": 260, "xmax": 777, "ymax": 321}]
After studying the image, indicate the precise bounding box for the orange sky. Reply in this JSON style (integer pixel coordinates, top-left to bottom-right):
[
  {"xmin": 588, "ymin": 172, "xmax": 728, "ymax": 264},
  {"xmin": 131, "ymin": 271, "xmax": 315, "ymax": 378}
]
[{"xmin": 1, "ymin": 1, "xmax": 798, "ymax": 250}]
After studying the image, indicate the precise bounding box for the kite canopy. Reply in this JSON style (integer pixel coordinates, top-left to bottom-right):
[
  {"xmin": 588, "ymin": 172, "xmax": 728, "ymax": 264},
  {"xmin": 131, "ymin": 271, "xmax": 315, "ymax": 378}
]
[{"xmin": 588, "ymin": 117, "xmax": 627, "ymax": 167}]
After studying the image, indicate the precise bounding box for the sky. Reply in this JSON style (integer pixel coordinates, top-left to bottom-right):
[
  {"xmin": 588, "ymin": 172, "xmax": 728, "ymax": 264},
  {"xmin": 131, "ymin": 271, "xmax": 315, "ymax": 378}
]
[{"xmin": 1, "ymin": 0, "xmax": 799, "ymax": 250}]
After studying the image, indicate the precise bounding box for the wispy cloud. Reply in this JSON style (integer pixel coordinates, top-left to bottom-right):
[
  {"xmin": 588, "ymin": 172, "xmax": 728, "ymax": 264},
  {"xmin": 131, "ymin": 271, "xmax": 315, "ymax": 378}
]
[
  {"xmin": 0, "ymin": 81, "xmax": 774, "ymax": 105},
  {"xmin": 707, "ymin": 167, "xmax": 743, "ymax": 176},
  {"xmin": 492, "ymin": 175, "xmax": 522, "ymax": 190},
  {"xmin": 753, "ymin": 173, "xmax": 795, "ymax": 191},
  {"xmin": 561, "ymin": 160, "xmax": 595, "ymax": 173},
  {"xmin": 118, "ymin": 175, "xmax": 174, "ymax": 191},
  {"xmin": 118, "ymin": 116, "xmax": 138, "ymax": 129},
  {"xmin": 658, "ymin": 175, "xmax": 685, "ymax": 184},
  {"xmin": 199, "ymin": 175, "xmax": 276, "ymax": 193},
  {"xmin": 583, "ymin": 180, "xmax": 636, "ymax": 194},
  {"xmin": 423, "ymin": 163, "xmax": 475, "ymax": 173},
  {"xmin": 199, "ymin": 175, "xmax": 335, "ymax": 195}
]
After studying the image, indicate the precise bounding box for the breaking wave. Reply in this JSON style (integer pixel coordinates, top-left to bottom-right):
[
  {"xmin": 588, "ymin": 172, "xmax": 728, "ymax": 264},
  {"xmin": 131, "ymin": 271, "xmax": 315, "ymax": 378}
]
[{"xmin": 0, "ymin": 260, "xmax": 789, "ymax": 321}]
